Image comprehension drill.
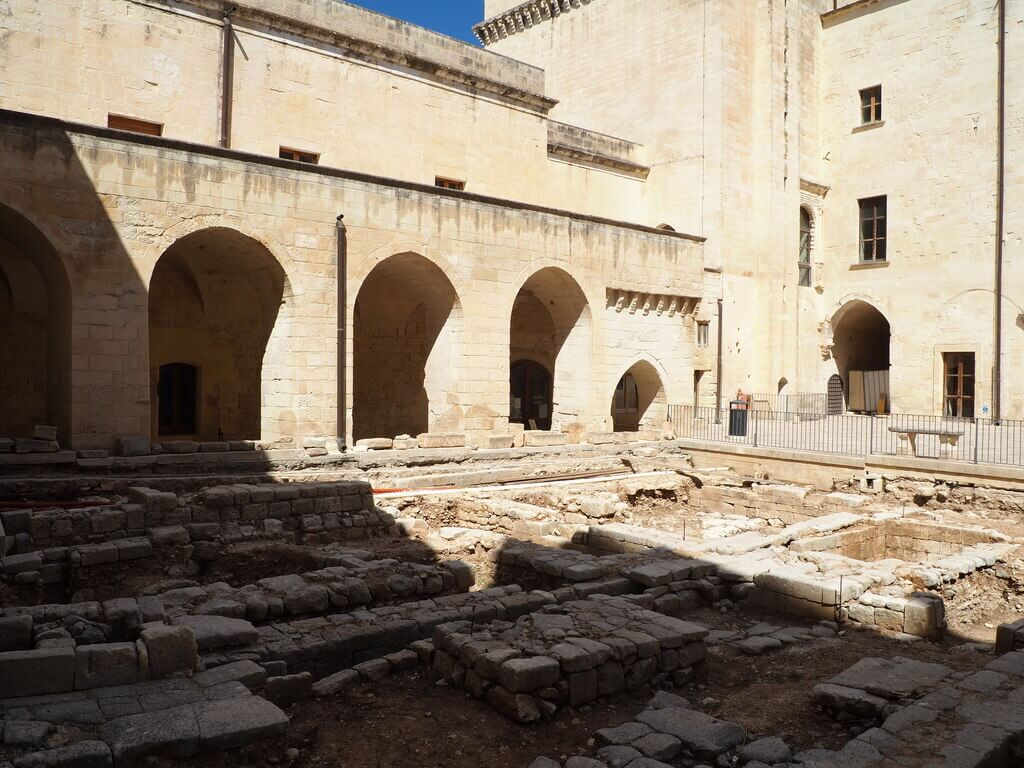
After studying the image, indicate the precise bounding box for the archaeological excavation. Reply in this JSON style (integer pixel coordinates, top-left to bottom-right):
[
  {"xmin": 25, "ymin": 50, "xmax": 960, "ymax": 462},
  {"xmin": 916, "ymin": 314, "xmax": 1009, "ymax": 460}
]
[{"xmin": 2, "ymin": 435, "xmax": 1024, "ymax": 768}]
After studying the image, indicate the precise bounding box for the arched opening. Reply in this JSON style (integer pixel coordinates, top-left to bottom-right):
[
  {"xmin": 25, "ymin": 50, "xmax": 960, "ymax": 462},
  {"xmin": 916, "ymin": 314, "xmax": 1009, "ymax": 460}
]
[
  {"xmin": 0, "ymin": 205, "xmax": 71, "ymax": 441},
  {"xmin": 353, "ymin": 253, "xmax": 461, "ymax": 441},
  {"xmin": 611, "ymin": 360, "xmax": 667, "ymax": 432},
  {"xmin": 827, "ymin": 374, "xmax": 845, "ymax": 415},
  {"xmin": 509, "ymin": 268, "xmax": 591, "ymax": 432},
  {"xmin": 831, "ymin": 300, "xmax": 891, "ymax": 413},
  {"xmin": 149, "ymin": 228, "xmax": 286, "ymax": 441}
]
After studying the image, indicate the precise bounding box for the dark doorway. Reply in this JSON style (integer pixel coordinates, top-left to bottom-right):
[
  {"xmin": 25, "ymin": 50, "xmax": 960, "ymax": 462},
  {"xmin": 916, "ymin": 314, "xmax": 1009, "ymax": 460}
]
[
  {"xmin": 158, "ymin": 363, "xmax": 198, "ymax": 436},
  {"xmin": 943, "ymin": 352, "xmax": 975, "ymax": 419},
  {"xmin": 510, "ymin": 360, "xmax": 552, "ymax": 431}
]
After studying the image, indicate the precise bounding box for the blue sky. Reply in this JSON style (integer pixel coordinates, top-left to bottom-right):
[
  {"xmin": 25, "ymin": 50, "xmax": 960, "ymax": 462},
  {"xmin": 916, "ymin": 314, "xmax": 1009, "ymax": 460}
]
[{"xmin": 347, "ymin": 1, "xmax": 485, "ymax": 45}]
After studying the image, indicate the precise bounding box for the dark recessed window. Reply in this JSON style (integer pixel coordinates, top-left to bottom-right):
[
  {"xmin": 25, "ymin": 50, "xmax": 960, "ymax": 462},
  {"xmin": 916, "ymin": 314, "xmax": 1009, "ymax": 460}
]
[
  {"xmin": 860, "ymin": 86, "xmax": 882, "ymax": 125},
  {"xmin": 943, "ymin": 352, "xmax": 975, "ymax": 419},
  {"xmin": 107, "ymin": 114, "xmax": 163, "ymax": 136},
  {"xmin": 859, "ymin": 196, "xmax": 887, "ymax": 262},
  {"xmin": 279, "ymin": 147, "xmax": 319, "ymax": 164},
  {"xmin": 435, "ymin": 177, "xmax": 466, "ymax": 191},
  {"xmin": 158, "ymin": 363, "xmax": 198, "ymax": 435},
  {"xmin": 614, "ymin": 372, "xmax": 639, "ymax": 414},
  {"xmin": 696, "ymin": 321, "xmax": 710, "ymax": 348},
  {"xmin": 799, "ymin": 207, "xmax": 813, "ymax": 287}
]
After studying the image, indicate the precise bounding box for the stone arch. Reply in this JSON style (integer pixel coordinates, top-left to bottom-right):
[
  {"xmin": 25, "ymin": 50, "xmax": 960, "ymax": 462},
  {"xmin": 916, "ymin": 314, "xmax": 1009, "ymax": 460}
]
[
  {"xmin": 149, "ymin": 227, "xmax": 287, "ymax": 441},
  {"xmin": 610, "ymin": 358, "xmax": 668, "ymax": 432},
  {"xmin": 509, "ymin": 267, "xmax": 592, "ymax": 432},
  {"xmin": 830, "ymin": 299, "xmax": 891, "ymax": 413},
  {"xmin": 352, "ymin": 252, "xmax": 462, "ymax": 441},
  {"xmin": 0, "ymin": 204, "xmax": 72, "ymax": 441}
]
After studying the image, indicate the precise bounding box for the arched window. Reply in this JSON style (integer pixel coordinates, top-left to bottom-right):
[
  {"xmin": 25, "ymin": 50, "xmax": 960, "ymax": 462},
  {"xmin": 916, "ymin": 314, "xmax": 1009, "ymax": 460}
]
[
  {"xmin": 614, "ymin": 372, "xmax": 640, "ymax": 414},
  {"xmin": 799, "ymin": 208, "xmax": 813, "ymax": 287}
]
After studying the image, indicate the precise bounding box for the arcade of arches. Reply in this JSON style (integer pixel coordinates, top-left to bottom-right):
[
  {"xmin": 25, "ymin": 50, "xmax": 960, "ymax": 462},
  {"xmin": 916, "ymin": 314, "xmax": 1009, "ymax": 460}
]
[
  {"xmin": 0, "ymin": 205, "xmax": 71, "ymax": 441},
  {"xmin": 148, "ymin": 228, "xmax": 286, "ymax": 442}
]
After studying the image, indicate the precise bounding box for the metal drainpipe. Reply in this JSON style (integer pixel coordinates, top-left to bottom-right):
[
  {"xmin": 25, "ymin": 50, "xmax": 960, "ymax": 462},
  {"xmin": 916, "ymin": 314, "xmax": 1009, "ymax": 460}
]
[
  {"xmin": 219, "ymin": 9, "xmax": 236, "ymax": 149},
  {"xmin": 716, "ymin": 298, "xmax": 724, "ymax": 412},
  {"xmin": 993, "ymin": 0, "xmax": 1006, "ymax": 422},
  {"xmin": 336, "ymin": 215, "xmax": 348, "ymax": 451}
]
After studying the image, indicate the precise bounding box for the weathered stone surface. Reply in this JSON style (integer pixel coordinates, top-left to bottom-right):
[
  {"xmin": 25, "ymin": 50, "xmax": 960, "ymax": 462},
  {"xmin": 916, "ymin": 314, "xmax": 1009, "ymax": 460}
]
[
  {"xmin": 812, "ymin": 683, "xmax": 891, "ymax": 716},
  {"xmin": 0, "ymin": 614, "xmax": 33, "ymax": 651},
  {"xmin": 194, "ymin": 697, "xmax": 289, "ymax": 750},
  {"xmin": 0, "ymin": 646, "xmax": 75, "ymax": 697},
  {"xmin": 3, "ymin": 720, "xmax": 51, "ymax": 747},
  {"xmin": 115, "ymin": 436, "xmax": 151, "ymax": 457},
  {"xmin": 313, "ymin": 669, "xmax": 360, "ymax": 696},
  {"xmin": 193, "ymin": 660, "xmax": 265, "ymax": 690},
  {"xmin": 736, "ymin": 636, "xmax": 783, "ymax": 655},
  {"xmin": 170, "ymin": 616, "xmax": 257, "ymax": 651},
  {"xmin": 597, "ymin": 745, "xmax": 642, "ymax": 767},
  {"xmin": 75, "ymin": 642, "xmax": 142, "ymax": 689},
  {"xmin": 740, "ymin": 736, "xmax": 792, "ymax": 764},
  {"xmin": 498, "ymin": 656, "xmax": 560, "ymax": 693},
  {"xmin": 101, "ymin": 704, "xmax": 200, "ymax": 759},
  {"xmin": 597, "ymin": 722, "xmax": 654, "ymax": 746},
  {"xmin": 486, "ymin": 685, "xmax": 541, "ymax": 723},
  {"xmin": 633, "ymin": 732, "xmax": 682, "ymax": 760},
  {"xmin": 635, "ymin": 707, "xmax": 746, "ymax": 755},
  {"xmin": 416, "ymin": 433, "xmax": 465, "ymax": 449},
  {"xmin": 265, "ymin": 672, "xmax": 313, "ymax": 704},
  {"xmin": 828, "ymin": 656, "xmax": 952, "ymax": 700}
]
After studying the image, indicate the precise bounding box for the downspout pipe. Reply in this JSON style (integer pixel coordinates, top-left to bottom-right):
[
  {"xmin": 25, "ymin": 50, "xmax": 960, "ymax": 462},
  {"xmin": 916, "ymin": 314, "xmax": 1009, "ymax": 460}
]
[
  {"xmin": 219, "ymin": 8, "xmax": 236, "ymax": 149},
  {"xmin": 993, "ymin": 0, "xmax": 1006, "ymax": 422},
  {"xmin": 336, "ymin": 215, "xmax": 348, "ymax": 451},
  {"xmin": 716, "ymin": 298, "xmax": 724, "ymax": 412}
]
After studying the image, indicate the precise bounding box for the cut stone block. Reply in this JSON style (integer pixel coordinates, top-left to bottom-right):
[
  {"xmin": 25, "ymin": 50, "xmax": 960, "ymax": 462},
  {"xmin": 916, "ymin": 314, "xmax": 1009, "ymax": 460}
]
[
  {"xmin": 0, "ymin": 646, "xmax": 75, "ymax": 697},
  {"xmin": 101, "ymin": 703, "xmax": 200, "ymax": 760},
  {"xmin": 75, "ymin": 642, "xmax": 143, "ymax": 689},
  {"xmin": 33, "ymin": 425, "xmax": 58, "ymax": 441},
  {"xmin": 265, "ymin": 672, "xmax": 313, "ymax": 704},
  {"xmin": 15, "ymin": 438, "xmax": 59, "ymax": 453},
  {"xmin": 170, "ymin": 616, "xmax": 257, "ymax": 651},
  {"xmin": 499, "ymin": 656, "xmax": 560, "ymax": 693},
  {"xmin": 524, "ymin": 431, "xmax": 567, "ymax": 447},
  {"xmin": 0, "ymin": 614, "xmax": 32, "ymax": 651},
  {"xmin": 635, "ymin": 707, "xmax": 746, "ymax": 756},
  {"xmin": 356, "ymin": 438, "xmax": 393, "ymax": 450},
  {"xmin": 416, "ymin": 433, "xmax": 465, "ymax": 449},
  {"xmin": 115, "ymin": 436, "xmax": 151, "ymax": 457},
  {"xmin": 194, "ymin": 696, "xmax": 289, "ymax": 751},
  {"xmin": 140, "ymin": 624, "xmax": 199, "ymax": 678}
]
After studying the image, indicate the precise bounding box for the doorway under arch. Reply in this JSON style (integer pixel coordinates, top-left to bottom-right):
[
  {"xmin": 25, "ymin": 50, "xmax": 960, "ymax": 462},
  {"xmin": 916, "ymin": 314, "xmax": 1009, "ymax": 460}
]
[
  {"xmin": 831, "ymin": 300, "xmax": 891, "ymax": 413},
  {"xmin": 0, "ymin": 205, "xmax": 71, "ymax": 440},
  {"xmin": 353, "ymin": 253, "xmax": 462, "ymax": 441},
  {"xmin": 509, "ymin": 268, "xmax": 592, "ymax": 431},
  {"xmin": 611, "ymin": 360, "xmax": 668, "ymax": 432},
  {"xmin": 149, "ymin": 228, "xmax": 286, "ymax": 441},
  {"xmin": 510, "ymin": 360, "xmax": 552, "ymax": 431}
]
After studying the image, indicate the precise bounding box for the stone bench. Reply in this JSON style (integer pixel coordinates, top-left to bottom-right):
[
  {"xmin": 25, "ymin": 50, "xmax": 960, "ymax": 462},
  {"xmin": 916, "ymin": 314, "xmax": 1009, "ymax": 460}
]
[{"xmin": 888, "ymin": 426, "xmax": 964, "ymax": 457}]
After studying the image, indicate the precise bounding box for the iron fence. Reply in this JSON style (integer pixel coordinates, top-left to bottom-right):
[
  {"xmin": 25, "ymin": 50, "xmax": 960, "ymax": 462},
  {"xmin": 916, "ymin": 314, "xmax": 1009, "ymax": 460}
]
[
  {"xmin": 743, "ymin": 392, "xmax": 828, "ymax": 416},
  {"xmin": 668, "ymin": 405, "xmax": 1024, "ymax": 467}
]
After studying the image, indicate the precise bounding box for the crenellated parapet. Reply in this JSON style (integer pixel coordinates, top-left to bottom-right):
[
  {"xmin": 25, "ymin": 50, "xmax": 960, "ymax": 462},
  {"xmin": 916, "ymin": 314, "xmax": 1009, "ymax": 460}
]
[{"xmin": 473, "ymin": 0, "xmax": 594, "ymax": 46}]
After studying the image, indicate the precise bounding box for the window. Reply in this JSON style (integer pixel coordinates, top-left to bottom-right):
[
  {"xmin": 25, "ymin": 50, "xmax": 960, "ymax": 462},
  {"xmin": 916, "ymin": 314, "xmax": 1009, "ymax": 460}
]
[
  {"xmin": 614, "ymin": 372, "xmax": 639, "ymax": 413},
  {"xmin": 435, "ymin": 177, "xmax": 466, "ymax": 191},
  {"xmin": 696, "ymin": 321, "xmax": 710, "ymax": 348},
  {"xmin": 943, "ymin": 352, "xmax": 975, "ymax": 419},
  {"xmin": 860, "ymin": 85, "xmax": 882, "ymax": 125},
  {"xmin": 858, "ymin": 196, "xmax": 887, "ymax": 262},
  {"xmin": 279, "ymin": 147, "xmax": 319, "ymax": 164},
  {"xmin": 107, "ymin": 114, "xmax": 162, "ymax": 136},
  {"xmin": 799, "ymin": 207, "xmax": 813, "ymax": 287},
  {"xmin": 157, "ymin": 363, "xmax": 198, "ymax": 435},
  {"xmin": 693, "ymin": 370, "xmax": 705, "ymax": 406}
]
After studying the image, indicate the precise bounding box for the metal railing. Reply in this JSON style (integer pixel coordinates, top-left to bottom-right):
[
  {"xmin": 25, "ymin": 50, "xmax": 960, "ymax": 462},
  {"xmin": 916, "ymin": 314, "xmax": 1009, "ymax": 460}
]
[
  {"xmin": 668, "ymin": 405, "xmax": 1024, "ymax": 467},
  {"xmin": 743, "ymin": 392, "xmax": 828, "ymax": 417}
]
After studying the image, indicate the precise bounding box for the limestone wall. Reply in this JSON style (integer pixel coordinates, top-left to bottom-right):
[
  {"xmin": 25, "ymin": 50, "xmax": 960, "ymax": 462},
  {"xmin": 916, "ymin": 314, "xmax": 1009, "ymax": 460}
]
[{"xmin": 0, "ymin": 112, "xmax": 703, "ymax": 449}]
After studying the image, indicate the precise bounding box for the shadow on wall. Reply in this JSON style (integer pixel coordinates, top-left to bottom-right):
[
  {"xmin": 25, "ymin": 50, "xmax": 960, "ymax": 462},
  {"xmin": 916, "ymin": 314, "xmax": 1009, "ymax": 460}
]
[
  {"xmin": 611, "ymin": 359, "xmax": 668, "ymax": 432},
  {"xmin": 0, "ymin": 121, "xmax": 150, "ymax": 449}
]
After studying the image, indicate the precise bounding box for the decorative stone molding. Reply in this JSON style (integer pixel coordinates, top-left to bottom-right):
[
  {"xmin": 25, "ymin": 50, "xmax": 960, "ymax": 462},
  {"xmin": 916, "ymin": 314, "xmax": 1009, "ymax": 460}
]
[
  {"xmin": 800, "ymin": 178, "xmax": 831, "ymax": 198},
  {"xmin": 474, "ymin": 0, "xmax": 594, "ymax": 46},
  {"xmin": 606, "ymin": 289, "xmax": 699, "ymax": 318}
]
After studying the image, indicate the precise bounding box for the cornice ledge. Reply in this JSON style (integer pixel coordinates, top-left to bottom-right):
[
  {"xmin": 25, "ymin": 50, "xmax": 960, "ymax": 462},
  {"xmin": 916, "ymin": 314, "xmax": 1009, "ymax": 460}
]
[
  {"xmin": 473, "ymin": 0, "xmax": 594, "ymax": 46},
  {"xmin": 547, "ymin": 143, "xmax": 651, "ymax": 179}
]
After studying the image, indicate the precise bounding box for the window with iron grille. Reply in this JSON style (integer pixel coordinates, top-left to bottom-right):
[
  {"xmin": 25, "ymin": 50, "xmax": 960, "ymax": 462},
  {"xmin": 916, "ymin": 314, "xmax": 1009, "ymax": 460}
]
[
  {"xmin": 279, "ymin": 147, "xmax": 319, "ymax": 164},
  {"xmin": 859, "ymin": 196, "xmax": 887, "ymax": 262},
  {"xmin": 799, "ymin": 207, "xmax": 813, "ymax": 287},
  {"xmin": 696, "ymin": 321, "xmax": 710, "ymax": 348},
  {"xmin": 435, "ymin": 177, "xmax": 466, "ymax": 191},
  {"xmin": 860, "ymin": 85, "xmax": 882, "ymax": 125}
]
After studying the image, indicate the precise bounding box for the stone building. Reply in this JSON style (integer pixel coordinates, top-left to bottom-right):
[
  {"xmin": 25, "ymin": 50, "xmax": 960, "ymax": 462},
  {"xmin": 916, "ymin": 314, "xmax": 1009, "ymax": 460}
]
[{"xmin": 0, "ymin": 0, "xmax": 1020, "ymax": 450}]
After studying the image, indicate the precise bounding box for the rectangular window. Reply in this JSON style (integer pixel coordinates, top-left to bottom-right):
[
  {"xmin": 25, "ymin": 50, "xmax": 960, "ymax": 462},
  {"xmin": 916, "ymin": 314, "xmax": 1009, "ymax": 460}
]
[
  {"xmin": 107, "ymin": 114, "xmax": 162, "ymax": 136},
  {"xmin": 943, "ymin": 352, "xmax": 975, "ymax": 419},
  {"xmin": 860, "ymin": 85, "xmax": 882, "ymax": 125},
  {"xmin": 435, "ymin": 177, "xmax": 466, "ymax": 191},
  {"xmin": 799, "ymin": 208, "xmax": 813, "ymax": 287},
  {"xmin": 696, "ymin": 321, "xmax": 710, "ymax": 348},
  {"xmin": 859, "ymin": 196, "xmax": 887, "ymax": 262},
  {"xmin": 279, "ymin": 147, "xmax": 319, "ymax": 164}
]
